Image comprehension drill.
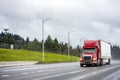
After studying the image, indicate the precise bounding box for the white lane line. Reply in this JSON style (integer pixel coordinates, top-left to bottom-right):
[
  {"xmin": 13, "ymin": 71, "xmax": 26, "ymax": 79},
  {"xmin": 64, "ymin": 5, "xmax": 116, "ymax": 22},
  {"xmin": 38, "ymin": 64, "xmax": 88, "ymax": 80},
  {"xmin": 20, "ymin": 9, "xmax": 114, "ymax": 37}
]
[
  {"xmin": 22, "ymin": 72, "xmax": 28, "ymax": 75},
  {"xmin": 36, "ymin": 71, "xmax": 43, "ymax": 72},
  {"xmin": 102, "ymin": 70, "xmax": 120, "ymax": 80},
  {"xmin": 21, "ymin": 67, "xmax": 76, "ymax": 75},
  {"xmin": 20, "ymin": 67, "xmax": 76, "ymax": 75},
  {"xmin": 34, "ymin": 69, "xmax": 85, "ymax": 80},
  {"xmin": 1, "ymin": 75, "xmax": 9, "ymax": 77},
  {"xmin": 69, "ymin": 65, "xmax": 120, "ymax": 80},
  {"xmin": 31, "ymin": 72, "xmax": 35, "ymax": 74},
  {"xmin": 35, "ymin": 67, "xmax": 75, "ymax": 73},
  {"xmin": 47, "ymin": 69, "xmax": 54, "ymax": 71},
  {"xmin": 68, "ymin": 70, "xmax": 83, "ymax": 74}
]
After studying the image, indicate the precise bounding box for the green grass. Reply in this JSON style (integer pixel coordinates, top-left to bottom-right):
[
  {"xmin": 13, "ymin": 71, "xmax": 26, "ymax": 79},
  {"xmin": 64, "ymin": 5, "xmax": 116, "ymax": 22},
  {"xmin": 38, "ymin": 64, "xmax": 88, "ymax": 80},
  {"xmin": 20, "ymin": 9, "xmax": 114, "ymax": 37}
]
[{"xmin": 0, "ymin": 48, "xmax": 79, "ymax": 63}]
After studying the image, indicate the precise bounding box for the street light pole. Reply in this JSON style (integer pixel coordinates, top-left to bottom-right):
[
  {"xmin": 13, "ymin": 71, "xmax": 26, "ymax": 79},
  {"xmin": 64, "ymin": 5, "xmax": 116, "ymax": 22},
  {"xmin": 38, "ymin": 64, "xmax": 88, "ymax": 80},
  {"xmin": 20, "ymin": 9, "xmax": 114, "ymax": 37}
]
[
  {"xmin": 80, "ymin": 38, "xmax": 83, "ymax": 48},
  {"xmin": 79, "ymin": 36, "xmax": 87, "ymax": 53},
  {"xmin": 68, "ymin": 31, "xmax": 74, "ymax": 60},
  {"xmin": 80, "ymin": 36, "xmax": 87, "ymax": 47},
  {"xmin": 42, "ymin": 19, "xmax": 51, "ymax": 62},
  {"xmin": 59, "ymin": 41, "xmax": 62, "ymax": 54},
  {"xmin": 68, "ymin": 32, "xmax": 70, "ymax": 60},
  {"xmin": 3, "ymin": 29, "xmax": 9, "ymax": 43}
]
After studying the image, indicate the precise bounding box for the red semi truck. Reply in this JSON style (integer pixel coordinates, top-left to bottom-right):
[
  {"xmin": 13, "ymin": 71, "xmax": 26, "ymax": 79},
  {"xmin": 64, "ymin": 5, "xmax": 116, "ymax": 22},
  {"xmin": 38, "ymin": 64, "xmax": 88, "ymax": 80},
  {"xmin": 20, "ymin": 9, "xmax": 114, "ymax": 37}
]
[{"xmin": 80, "ymin": 40, "xmax": 111, "ymax": 67}]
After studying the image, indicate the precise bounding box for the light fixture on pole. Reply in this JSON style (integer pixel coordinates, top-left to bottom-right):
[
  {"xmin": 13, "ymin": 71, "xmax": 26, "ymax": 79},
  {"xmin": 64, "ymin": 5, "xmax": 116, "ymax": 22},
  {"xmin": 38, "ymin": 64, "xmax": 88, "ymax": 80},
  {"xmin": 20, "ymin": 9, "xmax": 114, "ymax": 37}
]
[
  {"xmin": 80, "ymin": 36, "xmax": 87, "ymax": 48},
  {"xmin": 68, "ymin": 31, "xmax": 75, "ymax": 60},
  {"xmin": 80, "ymin": 38, "xmax": 83, "ymax": 48},
  {"xmin": 3, "ymin": 29, "xmax": 9, "ymax": 43},
  {"xmin": 42, "ymin": 19, "xmax": 51, "ymax": 62},
  {"xmin": 3, "ymin": 29, "xmax": 9, "ymax": 34}
]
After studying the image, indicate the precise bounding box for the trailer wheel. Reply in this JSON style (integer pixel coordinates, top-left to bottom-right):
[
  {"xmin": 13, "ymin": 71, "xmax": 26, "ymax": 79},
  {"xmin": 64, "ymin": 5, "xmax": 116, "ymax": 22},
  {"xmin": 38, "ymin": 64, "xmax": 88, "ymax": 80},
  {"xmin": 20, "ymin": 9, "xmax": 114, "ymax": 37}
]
[
  {"xmin": 100, "ymin": 59, "xmax": 103, "ymax": 66},
  {"xmin": 107, "ymin": 59, "xmax": 111, "ymax": 65},
  {"xmin": 96, "ymin": 63, "xmax": 99, "ymax": 67}
]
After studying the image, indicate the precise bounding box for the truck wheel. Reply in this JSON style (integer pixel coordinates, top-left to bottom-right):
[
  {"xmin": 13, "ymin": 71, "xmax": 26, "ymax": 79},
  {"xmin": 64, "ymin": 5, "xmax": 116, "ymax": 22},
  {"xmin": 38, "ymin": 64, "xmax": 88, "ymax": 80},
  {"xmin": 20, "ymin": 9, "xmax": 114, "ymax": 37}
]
[
  {"xmin": 87, "ymin": 64, "xmax": 91, "ymax": 67},
  {"xmin": 95, "ymin": 63, "xmax": 99, "ymax": 67},
  {"xmin": 100, "ymin": 59, "xmax": 103, "ymax": 66},
  {"xmin": 80, "ymin": 64, "xmax": 83, "ymax": 67},
  {"xmin": 107, "ymin": 59, "xmax": 111, "ymax": 65}
]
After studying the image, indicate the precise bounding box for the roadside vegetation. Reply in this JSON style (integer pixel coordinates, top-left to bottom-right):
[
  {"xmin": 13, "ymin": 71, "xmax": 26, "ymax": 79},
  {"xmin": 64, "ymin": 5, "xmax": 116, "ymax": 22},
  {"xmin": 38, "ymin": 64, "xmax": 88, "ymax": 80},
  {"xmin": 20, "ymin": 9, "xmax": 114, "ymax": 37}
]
[
  {"xmin": 0, "ymin": 32, "xmax": 80, "ymax": 57},
  {"xmin": 0, "ymin": 48, "xmax": 79, "ymax": 63}
]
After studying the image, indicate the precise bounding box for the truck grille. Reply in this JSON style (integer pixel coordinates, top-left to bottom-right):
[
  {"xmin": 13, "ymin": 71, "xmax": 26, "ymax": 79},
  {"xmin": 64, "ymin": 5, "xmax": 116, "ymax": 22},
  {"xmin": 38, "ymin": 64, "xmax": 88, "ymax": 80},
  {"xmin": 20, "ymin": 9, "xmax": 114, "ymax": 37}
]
[{"xmin": 84, "ymin": 56, "xmax": 91, "ymax": 62}]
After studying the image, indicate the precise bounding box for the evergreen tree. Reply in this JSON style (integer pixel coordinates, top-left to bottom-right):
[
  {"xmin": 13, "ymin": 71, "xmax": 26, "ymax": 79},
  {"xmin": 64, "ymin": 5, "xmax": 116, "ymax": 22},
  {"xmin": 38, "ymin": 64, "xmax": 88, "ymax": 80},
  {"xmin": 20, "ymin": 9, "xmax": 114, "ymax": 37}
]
[
  {"xmin": 26, "ymin": 37, "xmax": 30, "ymax": 45},
  {"xmin": 13, "ymin": 34, "xmax": 25, "ymax": 46},
  {"xmin": 0, "ymin": 32, "xmax": 5, "ymax": 43},
  {"xmin": 61, "ymin": 43, "xmax": 68, "ymax": 54},
  {"xmin": 31, "ymin": 38, "xmax": 41, "ymax": 51},
  {"xmin": 6, "ymin": 33, "xmax": 14, "ymax": 44},
  {"xmin": 45, "ymin": 35, "xmax": 53, "ymax": 52},
  {"xmin": 53, "ymin": 38, "xmax": 59, "ymax": 53},
  {"xmin": 111, "ymin": 45, "xmax": 120, "ymax": 60},
  {"xmin": 25, "ymin": 37, "xmax": 30, "ymax": 50}
]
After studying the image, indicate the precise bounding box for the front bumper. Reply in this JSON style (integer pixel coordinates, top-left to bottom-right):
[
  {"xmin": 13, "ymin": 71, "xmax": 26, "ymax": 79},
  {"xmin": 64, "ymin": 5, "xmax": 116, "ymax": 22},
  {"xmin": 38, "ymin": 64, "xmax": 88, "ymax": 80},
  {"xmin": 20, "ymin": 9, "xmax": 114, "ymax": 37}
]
[{"xmin": 80, "ymin": 61, "xmax": 97, "ymax": 65}]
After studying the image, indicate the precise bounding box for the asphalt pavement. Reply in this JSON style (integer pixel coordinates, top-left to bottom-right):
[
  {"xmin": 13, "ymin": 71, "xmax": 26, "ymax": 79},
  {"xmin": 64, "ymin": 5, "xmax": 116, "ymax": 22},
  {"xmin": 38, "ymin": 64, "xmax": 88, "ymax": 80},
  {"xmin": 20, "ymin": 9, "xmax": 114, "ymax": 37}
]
[
  {"xmin": 0, "ymin": 61, "xmax": 38, "ymax": 68},
  {"xmin": 0, "ymin": 61, "xmax": 120, "ymax": 80}
]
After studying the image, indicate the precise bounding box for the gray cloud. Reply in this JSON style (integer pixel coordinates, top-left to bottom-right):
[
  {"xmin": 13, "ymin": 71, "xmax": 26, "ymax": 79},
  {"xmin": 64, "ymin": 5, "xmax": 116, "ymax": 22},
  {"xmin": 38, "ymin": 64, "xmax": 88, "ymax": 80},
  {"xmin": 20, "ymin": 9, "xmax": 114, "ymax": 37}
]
[{"xmin": 0, "ymin": 0, "xmax": 120, "ymax": 46}]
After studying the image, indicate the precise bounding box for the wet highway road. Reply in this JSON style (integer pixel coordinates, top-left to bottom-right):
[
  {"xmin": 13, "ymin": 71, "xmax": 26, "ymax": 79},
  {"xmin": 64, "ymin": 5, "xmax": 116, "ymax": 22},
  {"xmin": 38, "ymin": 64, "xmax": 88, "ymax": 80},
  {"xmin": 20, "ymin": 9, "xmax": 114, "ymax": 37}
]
[{"xmin": 0, "ymin": 61, "xmax": 120, "ymax": 80}]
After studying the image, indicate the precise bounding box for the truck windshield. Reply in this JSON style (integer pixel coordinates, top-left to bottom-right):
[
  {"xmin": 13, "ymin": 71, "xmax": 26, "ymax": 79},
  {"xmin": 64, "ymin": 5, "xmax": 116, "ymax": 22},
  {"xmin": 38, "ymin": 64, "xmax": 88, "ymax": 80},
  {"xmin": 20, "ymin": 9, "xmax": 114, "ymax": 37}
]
[{"xmin": 83, "ymin": 48, "xmax": 96, "ymax": 53}]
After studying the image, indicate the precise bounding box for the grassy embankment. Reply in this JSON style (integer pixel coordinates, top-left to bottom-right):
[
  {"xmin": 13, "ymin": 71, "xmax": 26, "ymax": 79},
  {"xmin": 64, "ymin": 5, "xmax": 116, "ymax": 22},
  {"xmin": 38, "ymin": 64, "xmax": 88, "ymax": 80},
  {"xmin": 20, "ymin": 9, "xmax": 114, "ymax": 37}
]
[{"xmin": 0, "ymin": 48, "xmax": 79, "ymax": 63}]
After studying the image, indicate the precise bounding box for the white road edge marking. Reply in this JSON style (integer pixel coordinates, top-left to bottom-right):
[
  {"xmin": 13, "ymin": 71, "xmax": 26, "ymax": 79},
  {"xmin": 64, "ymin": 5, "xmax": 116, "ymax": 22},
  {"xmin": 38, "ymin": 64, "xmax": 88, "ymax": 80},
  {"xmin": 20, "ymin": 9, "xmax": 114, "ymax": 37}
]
[
  {"xmin": 4, "ymin": 67, "xmax": 44, "ymax": 72},
  {"xmin": 1, "ymin": 75, "xmax": 9, "ymax": 77}
]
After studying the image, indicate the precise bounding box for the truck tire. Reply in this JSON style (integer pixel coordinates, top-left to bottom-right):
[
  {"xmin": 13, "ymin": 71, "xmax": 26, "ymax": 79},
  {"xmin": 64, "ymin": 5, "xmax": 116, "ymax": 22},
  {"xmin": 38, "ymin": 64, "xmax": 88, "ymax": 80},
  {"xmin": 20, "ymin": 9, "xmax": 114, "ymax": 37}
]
[
  {"xmin": 95, "ymin": 60, "xmax": 100, "ymax": 67},
  {"xmin": 100, "ymin": 59, "xmax": 103, "ymax": 66},
  {"xmin": 107, "ymin": 59, "xmax": 110, "ymax": 65},
  {"xmin": 80, "ymin": 64, "xmax": 83, "ymax": 67},
  {"xmin": 87, "ymin": 64, "xmax": 91, "ymax": 67},
  {"xmin": 96, "ymin": 63, "xmax": 99, "ymax": 67}
]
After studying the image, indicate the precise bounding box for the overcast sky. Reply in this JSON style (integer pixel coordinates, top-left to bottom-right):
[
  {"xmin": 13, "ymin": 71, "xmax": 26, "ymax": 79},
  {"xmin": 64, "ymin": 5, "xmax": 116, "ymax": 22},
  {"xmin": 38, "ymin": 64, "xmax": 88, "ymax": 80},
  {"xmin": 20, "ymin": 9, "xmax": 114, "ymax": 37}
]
[{"xmin": 0, "ymin": 0, "xmax": 120, "ymax": 47}]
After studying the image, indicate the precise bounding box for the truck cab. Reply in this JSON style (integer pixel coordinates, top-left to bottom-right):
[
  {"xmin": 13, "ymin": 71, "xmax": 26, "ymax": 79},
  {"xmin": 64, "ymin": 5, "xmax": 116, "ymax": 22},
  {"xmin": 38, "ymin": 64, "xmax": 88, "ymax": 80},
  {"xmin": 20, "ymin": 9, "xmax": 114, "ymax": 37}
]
[{"xmin": 80, "ymin": 40, "xmax": 101, "ymax": 67}]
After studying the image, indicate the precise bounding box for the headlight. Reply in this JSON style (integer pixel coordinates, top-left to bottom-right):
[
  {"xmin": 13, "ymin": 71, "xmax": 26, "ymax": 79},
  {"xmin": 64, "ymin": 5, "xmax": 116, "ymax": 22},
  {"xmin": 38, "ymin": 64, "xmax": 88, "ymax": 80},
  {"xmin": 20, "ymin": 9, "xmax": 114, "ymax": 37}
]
[
  {"xmin": 80, "ymin": 58, "xmax": 83, "ymax": 61},
  {"xmin": 93, "ymin": 58, "xmax": 97, "ymax": 61}
]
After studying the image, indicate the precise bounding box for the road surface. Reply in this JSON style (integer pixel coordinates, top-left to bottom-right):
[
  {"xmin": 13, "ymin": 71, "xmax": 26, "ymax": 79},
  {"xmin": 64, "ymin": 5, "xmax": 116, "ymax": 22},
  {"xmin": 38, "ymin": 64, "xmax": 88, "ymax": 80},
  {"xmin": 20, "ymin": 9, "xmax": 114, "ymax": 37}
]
[{"xmin": 0, "ymin": 61, "xmax": 120, "ymax": 80}]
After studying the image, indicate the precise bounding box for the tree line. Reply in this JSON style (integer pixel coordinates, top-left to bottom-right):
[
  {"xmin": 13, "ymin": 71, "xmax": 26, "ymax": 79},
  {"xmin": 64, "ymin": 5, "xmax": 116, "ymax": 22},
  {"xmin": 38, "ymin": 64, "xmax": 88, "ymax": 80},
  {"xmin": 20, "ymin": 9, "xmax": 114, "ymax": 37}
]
[
  {"xmin": 0, "ymin": 32, "xmax": 120, "ymax": 58},
  {"xmin": 111, "ymin": 45, "xmax": 120, "ymax": 60},
  {"xmin": 0, "ymin": 32, "xmax": 80, "ymax": 56}
]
